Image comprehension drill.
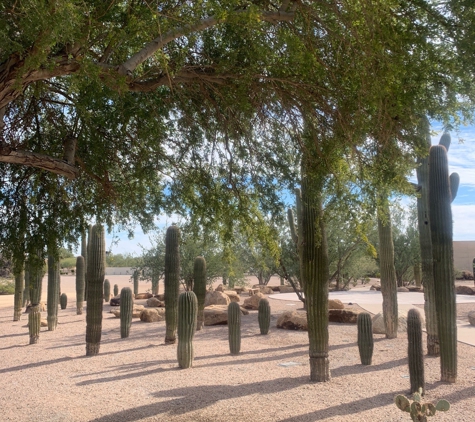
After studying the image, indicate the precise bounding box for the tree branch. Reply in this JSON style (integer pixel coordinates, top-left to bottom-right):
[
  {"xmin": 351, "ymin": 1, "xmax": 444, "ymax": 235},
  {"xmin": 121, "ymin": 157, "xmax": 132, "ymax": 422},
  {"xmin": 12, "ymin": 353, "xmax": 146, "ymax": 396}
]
[
  {"xmin": 117, "ymin": 10, "xmax": 295, "ymax": 76},
  {"xmin": 0, "ymin": 149, "xmax": 79, "ymax": 179}
]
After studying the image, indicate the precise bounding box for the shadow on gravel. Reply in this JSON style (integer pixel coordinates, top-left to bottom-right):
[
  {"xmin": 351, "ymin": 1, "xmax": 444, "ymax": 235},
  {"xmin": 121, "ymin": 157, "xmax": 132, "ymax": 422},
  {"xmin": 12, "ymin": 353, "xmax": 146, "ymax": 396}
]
[{"xmin": 331, "ymin": 357, "xmax": 407, "ymax": 378}]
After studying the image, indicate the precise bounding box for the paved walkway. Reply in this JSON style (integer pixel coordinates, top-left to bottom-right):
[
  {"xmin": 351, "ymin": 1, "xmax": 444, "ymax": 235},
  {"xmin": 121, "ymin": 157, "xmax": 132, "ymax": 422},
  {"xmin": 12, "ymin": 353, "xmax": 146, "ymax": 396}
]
[{"xmin": 270, "ymin": 289, "xmax": 475, "ymax": 347}]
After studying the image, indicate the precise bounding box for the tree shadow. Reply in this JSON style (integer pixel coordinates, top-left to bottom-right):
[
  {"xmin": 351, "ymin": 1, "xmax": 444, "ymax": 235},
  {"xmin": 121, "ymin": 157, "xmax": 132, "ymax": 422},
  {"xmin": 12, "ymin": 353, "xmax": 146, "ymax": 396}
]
[{"xmin": 331, "ymin": 357, "xmax": 407, "ymax": 378}]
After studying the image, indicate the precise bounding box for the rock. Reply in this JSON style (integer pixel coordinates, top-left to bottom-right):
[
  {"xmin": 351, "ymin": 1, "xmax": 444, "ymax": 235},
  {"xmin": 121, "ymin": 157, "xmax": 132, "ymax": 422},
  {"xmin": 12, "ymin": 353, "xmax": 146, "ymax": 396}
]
[
  {"xmin": 278, "ymin": 286, "xmax": 295, "ymax": 294},
  {"xmin": 140, "ymin": 308, "xmax": 165, "ymax": 322},
  {"xmin": 329, "ymin": 309, "xmax": 359, "ymax": 323},
  {"xmin": 370, "ymin": 284, "xmax": 381, "ymax": 291},
  {"xmin": 132, "ymin": 305, "xmax": 144, "ymax": 318},
  {"xmin": 40, "ymin": 319, "xmax": 48, "ymax": 327},
  {"xmin": 276, "ymin": 311, "xmax": 308, "ymax": 331},
  {"xmin": 146, "ymin": 297, "xmax": 164, "ymax": 307},
  {"xmin": 233, "ymin": 287, "xmax": 247, "ymax": 294},
  {"xmin": 243, "ymin": 292, "xmax": 266, "ymax": 310},
  {"xmin": 407, "ymin": 286, "xmax": 423, "ymax": 293},
  {"xmin": 269, "ymin": 286, "xmax": 281, "ymax": 292},
  {"xmin": 154, "ymin": 294, "xmax": 165, "ymax": 301},
  {"xmin": 468, "ymin": 311, "xmax": 475, "ymax": 326},
  {"xmin": 204, "ymin": 305, "xmax": 229, "ymax": 326},
  {"xmin": 110, "ymin": 296, "xmax": 120, "ymax": 306},
  {"xmin": 461, "ymin": 271, "xmax": 474, "ymax": 280},
  {"xmin": 240, "ymin": 307, "xmax": 249, "ymax": 316},
  {"xmin": 110, "ymin": 309, "xmax": 120, "ymax": 318},
  {"xmin": 328, "ymin": 299, "xmax": 345, "ymax": 310},
  {"xmin": 135, "ymin": 293, "xmax": 153, "ymax": 299},
  {"xmin": 456, "ymin": 285, "xmax": 475, "ymax": 295},
  {"xmin": 215, "ymin": 284, "xmax": 224, "ymax": 292},
  {"xmin": 372, "ymin": 310, "xmax": 424, "ymax": 334},
  {"xmin": 223, "ymin": 290, "xmax": 240, "ymax": 303},
  {"xmin": 204, "ymin": 291, "xmax": 230, "ymax": 307},
  {"xmin": 25, "ymin": 302, "xmax": 46, "ymax": 313},
  {"xmin": 397, "ymin": 287, "xmax": 409, "ymax": 292},
  {"xmin": 252, "ymin": 285, "xmax": 273, "ymax": 294}
]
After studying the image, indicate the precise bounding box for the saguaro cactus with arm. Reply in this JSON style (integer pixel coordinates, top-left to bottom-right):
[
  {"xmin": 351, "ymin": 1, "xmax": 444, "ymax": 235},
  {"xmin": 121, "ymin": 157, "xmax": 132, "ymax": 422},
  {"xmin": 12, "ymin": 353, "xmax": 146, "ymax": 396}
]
[{"xmin": 85, "ymin": 224, "xmax": 106, "ymax": 356}]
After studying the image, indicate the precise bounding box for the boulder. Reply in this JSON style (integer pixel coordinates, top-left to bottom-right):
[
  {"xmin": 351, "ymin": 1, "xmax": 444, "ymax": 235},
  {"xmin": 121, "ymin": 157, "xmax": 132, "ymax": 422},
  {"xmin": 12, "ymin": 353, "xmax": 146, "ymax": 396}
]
[
  {"xmin": 328, "ymin": 299, "xmax": 345, "ymax": 310},
  {"xmin": 372, "ymin": 310, "xmax": 425, "ymax": 334},
  {"xmin": 204, "ymin": 305, "xmax": 229, "ymax": 326},
  {"xmin": 468, "ymin": 311, "xmax": 475, "ymax": 326},
  {"xmin": 25, "ymin": 302, "xmax": 46, "ymax": 313},
  {"xmin": 110, "ymin": 309, "xmax": 120, "ymax": 317},
  {"xmin": 204, "ymin": 290, "xmax": 230, "ymax": 307},
  {"xmin": 329, "ymin": 309, "xmax": 359, "ymax": 323},
  {"xmin": 278, "ymin": 286, "xmax": 295, "ymax": 294},
  {"xmin": 243, "ymin": 292, "xmax": 266, "ymax": 310},
  {"xmin": 397, "ymin": 287, "xmax": 409, "ymax": 292},
  {"xmin": 140, "ymin": 308, "xmax": 165, "ymax": 322},
  {"xmin": 407, "ymin": 286, "xmax": 423, "ymax": 293},
  {"xmin": 252, "ymin": 285, "xmax": 273, "ymax": 295},
  {"xmin": 110, "ymin": 296, "xmax": 120, "ymax": 306},
  {"xmin": 370, "ymin": 284, "xmax": 381, "ymax": 291},
  {"xmin": 132, "ymin": 305, "xmax": 144, "ymax": 318},
  {"xmin": 154, "ymin": 294, "xmax": 165, "ymax": 301},
  {"xmin": 269, "ymin": 286, "xmax": 281, "ymax": 292},
  {"xmin": 146, "ymin": 297, "xmax": 164, "ymax": 307},
  {"xmin": 276, "ymin": 311, "xmax": 308, "ymax": 331},
  {"xmin": 215, "ymin": 284, "xmax": 224, "ymax": 292},
  {"xmin": 456, "ymin": 285, "xmax": 475, "ymax": 295},
  {"xmin": 135, "ymin": 293, "xmax": 153, "ymax": 299},
  {"xmin": 223, "ymin": 290, "xmax": 240, "ymax": 303},
  {"xmin": 40, "ymin": 319, "xmax": 48, "ymax": 327}
]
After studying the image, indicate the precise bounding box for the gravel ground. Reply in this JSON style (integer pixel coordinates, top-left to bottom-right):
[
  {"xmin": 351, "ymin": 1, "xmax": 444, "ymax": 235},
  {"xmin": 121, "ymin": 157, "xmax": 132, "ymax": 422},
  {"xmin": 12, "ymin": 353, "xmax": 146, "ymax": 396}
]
[{"xmin": 1, "ymin": 278, "xmax": 475, "ymax": 422}]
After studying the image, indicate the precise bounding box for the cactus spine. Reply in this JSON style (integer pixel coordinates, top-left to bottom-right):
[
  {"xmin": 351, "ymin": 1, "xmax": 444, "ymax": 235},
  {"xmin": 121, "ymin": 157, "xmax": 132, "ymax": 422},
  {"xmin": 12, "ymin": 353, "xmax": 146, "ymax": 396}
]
[
  {"xmin": 228, "ymin": 301, "xmax": 241, "ymax": 354},
  {"xmin": 85, "ymin": 224, "xmax": 106, "ymax": 356},
  {"xmin": 113, "ymin": 284, "xmax": 119, "ymax": 297},
  {"xmin": 192, "ymin": 256, "xmax": 206, "ymax": 331},
  {"xmin": 357, "ymin": 312, "xmax": 374, "ymax": 365},
  {"xmin": 133, "ymin": 270, "xmax": 139, "ymax": 296},
  {"xmin": 407, "ymin": 308, "xmax": 424, "ymax": 394},
  {"xmin": 258, "ymin": 298, "xmax": 271, "ymax": 335},
  {"xmin": 177, "ymin": 291, "xmax": 198, "ymax": 368},
  {"xmin": 120, "ymin": 287, "xmax": 133, "ymax": 338},
  {"xmin": 60, "ymin": 293, "xmax": 67, "ymax": 309},
  {"xmin": 429, "ymin": 145, "xmax": 458, "ymax": 383},
  {"xmin": 103, "ymin": 279, "xmax": 111, "ymax": 302},
  {"xmin": 164, "ymin": 225, "xmax": 180, "ymax": 344},
  {"xmin": 47, "ymin": 254, "xmax": 60, "ymax": 331},
  {"xmin": 76, "ymin": 256, "xmax": 85, "ymax": 315}
]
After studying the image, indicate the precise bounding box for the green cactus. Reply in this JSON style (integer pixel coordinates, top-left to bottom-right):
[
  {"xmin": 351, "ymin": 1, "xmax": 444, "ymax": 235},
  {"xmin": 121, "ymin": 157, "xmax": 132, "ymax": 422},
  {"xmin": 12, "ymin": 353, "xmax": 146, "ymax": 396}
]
[
  {"xmin": 429, "ymin": 144, "xmax": 458, "ymax": 383},
  {"xmin": 287, "ymin": 187, "xmax": 304, "ymax": 291},
  {"xmin": 120, "ymin": 287, "xmax": 134, "ymax": 339},
  {"xmin": 60, "ymin": 293, "xmax": 68, "ymax": 309},
  {"xmin": 228, "ymin": 301, "xmax": 241, "ymax": 355},
  {"xmin": 76, "ymin": 256, "xmax": 85, "ymax": 315},
  {"xmin": 192, "ymin": 256, "xmax": 207, "ymax": 331},
  {"xmin": 151, "ymin": 268, "xmax": 159, "ymax": 295},
  {"xmin": 84, "ymin": 225, "xmax": 92, "ymax": 301},
  {"xmin": 28, "ymin": 305, "xmax": 41, "ymax": 344},
  {"xmin": 357, "ymin": 312, "xmax": 373, "ymax": 365},
  {"xmin": 164, "ymin": 225, "xmax": 180, "ymax": 345},
  {"xmin": 395, "ymin": 388, "xmax": 450, "ymax": 421},
  {"xmin": 23, "ymin": 264, "xmax": 30, "ymax": 307},
  {"xmin": 103, "ymin": 279, "xmax": 111, "ymax": 302},
  {"xmin": 47, "ymin": 254, "xmax": 60, "ymax": 331},
  {"xmin": 407, "ymin": 309, "xmax": 424, "ymax": 394},
  {"xmin": 113, "ymin": 284, "xmax": 119, "ymax": 297},
  {"xmin": 13, "ymin": 266, "xmax": 24, "ymax": 321},
  {"xmin": 133, "ymin": 270, "xmax": 139, "ymax": 296},
  {"xmin": 258, "ymin": 298, "xmax": 271, "ymax": 335},
  {"xmin": 177, "ymin": 291, "xmax": 198, "ymax": 368},
  {"xmin": 85, "ymin": 224, "xmax": 106, "ymax": 356}
]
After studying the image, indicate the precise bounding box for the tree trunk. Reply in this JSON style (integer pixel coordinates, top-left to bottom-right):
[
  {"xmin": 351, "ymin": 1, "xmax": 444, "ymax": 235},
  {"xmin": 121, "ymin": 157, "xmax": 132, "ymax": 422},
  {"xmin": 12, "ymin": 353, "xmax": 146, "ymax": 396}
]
[{"xmin": 377, "ymin": 202, "xmax": 398, "ymax": 339}]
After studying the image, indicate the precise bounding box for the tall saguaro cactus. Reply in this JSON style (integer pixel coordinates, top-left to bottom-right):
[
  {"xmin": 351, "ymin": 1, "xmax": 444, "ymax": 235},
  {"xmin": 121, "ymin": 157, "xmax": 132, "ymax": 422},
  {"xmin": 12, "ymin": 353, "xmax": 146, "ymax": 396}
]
[
  {"xmin": 85, "ymin": 224, "xmax": 106, "ymax": 356},
  {"xmin": 192, "ymin": 256, "xmax": 207, "ymax": 331},
  {"xmin": 429, "ymin": 145, "xmax": 459, "ymax": 383},
  {"xmin": 177, "ymin": 291, "xmax": 198, "ymax": 368},
  {"xmin": 416, "ymin": 120, "xmax": 441, "ymax": 356},
  {"xmin": 164, "ymin": 225, "xmax": 180, "ymax": 345},
  {"xmin": 28, "ymin": 252, "xmax": 44, "ymax": 344},
  {"xmin": 13, "ymin": 265, "xmax": 24, "ymax": 321},
  {"xmin": 47, "ymin": 254, "xmax": 60, "ymax": 331},
  {"xmin": 76, "ymin": 256, "xmax": 85, "ymax": 315}
]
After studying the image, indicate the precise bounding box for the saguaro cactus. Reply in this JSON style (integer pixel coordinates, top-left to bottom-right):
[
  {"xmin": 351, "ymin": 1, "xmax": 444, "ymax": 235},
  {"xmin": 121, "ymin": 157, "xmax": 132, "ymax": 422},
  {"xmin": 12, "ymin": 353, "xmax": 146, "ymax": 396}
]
[
  {"xmin": 133, "ymin": 270, "xmax": 139, "ymax": 296},
  {"xmin": 177, "ymin": 291, "xmax": 198, "ymax": 368},
  {"xmin": 192, "ymin": 256, "xmax": 207, "ymax": 331},
  {"xmin": 151, "ymin": 268, "xmax": 159, "ymax": 295},
  {"xmin": 164, "ymin": 225, "xmax": 180, "ymax": 344},
  {"xmin": 28, "ymin": 253, "xmax": 44, "ymax": 344},
  {"xmin": 258, "ymin": 298, "xmax": 271, "ymax": 335},
  {"xmin": 357, "ymin": 312, "xmax": 374, "ymax": 365},
  {"xmin": 23, "ymin": 265, "xmax": 30, "ymax": 307},
  {"xmin": 103, "ymin": 279, "xmax": 111, "ymax": 302},
  {"xmin": 429, "ymin": 144, "xmax": 459, "ymax": 383},
  {"xmin": 60, "ymin": 293, "xmax": 68, "ymax": 310},
  {"xmin": 120, "ymin": 287, "xmax": 134, "ymax": 338},
  {"xmin": 13, "ymin": 266, "xmax": 24, "ymax": 321},
  {"xmin": 228, "ymin": 301, "xmax": 241, "ymax": 355},
  {"xmin": 47, "ymin": 254, "xmax": 60, "ymax": 331},
  {"xmin": 85, "ymin": 224, "xmax": 106, "ymax": 356},
  {"xmin": 113, "ymin": 284, "xmax": 119, "ymax": 297},
  {"xmin": 407, "ymin": 308, "xmax": 425, "ymax": 394},
  {"xmin": 76, "ymin": 256, "xmax": 85, "ymax": 315}
]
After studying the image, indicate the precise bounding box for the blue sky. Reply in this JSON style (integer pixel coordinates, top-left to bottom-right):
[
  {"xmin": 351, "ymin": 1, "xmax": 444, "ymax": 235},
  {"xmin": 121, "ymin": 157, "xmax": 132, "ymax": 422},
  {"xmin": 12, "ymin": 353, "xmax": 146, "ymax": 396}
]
[{"xmin": 102, "ymin": 123, "xmax": 475, "ymax": 256}]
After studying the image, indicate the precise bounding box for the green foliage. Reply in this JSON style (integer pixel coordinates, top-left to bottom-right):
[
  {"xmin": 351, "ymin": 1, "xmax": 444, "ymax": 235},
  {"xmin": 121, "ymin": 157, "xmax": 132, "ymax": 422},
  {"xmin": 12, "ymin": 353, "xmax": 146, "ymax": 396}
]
[
  {"xmin": 395, "ymin": 389, "xmax": 450, "ymax": 421},
  {"xmin": 106, "ymin": 253, "xmax": 142, "ymax": 268},
  {"xmin": 177, "ymin": 291, "xmax": 198, "ymax": 369},
  {"xmin": 0, "ymin": 278, "xmax": 14, "ymax": 295},
  {"xmin": 357, "ymin": 313, "xmax": 373, "ymax": 365},
  {"xmin": 60, "ymin": 257, "xmax": 77, "ymax": 269}
]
